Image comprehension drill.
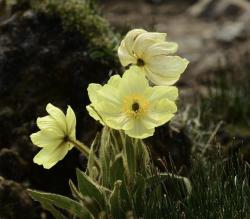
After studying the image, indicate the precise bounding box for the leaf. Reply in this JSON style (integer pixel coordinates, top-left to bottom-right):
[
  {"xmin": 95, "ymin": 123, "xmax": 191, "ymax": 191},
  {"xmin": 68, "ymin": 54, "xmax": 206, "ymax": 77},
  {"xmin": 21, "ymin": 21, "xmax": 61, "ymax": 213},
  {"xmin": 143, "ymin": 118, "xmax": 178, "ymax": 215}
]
[
  {"xmin": 110, "ymin": 129, "xmax": 123, "ymax": 153},
  {"xmin": 76, "ymin": 168, "xmax": 106, "ymax": 208},
  {"xmin": 135, "ymin": 139, "xmax": 150, "ymax": 174},
  {"xmin": 69, "ymin": 179, "xmax": 84, "ymax": 201},
  {"xmin": 132, "ymin": 175, "xmax": 146, "ymax": 215},
  {"xmin": 28, "ymin": 189, "xmax": 93, "ymax": 219},
  {"xmin": 109, "ymin": 180, "xmax": 125, "ymax": 219},
  {"xmin": 69, "ymin": 180, "xmax": 101, "ymax": 218},
  {"xmin": 123, "ymin": 135, "xmax": 136, "ymax": 182},
  {"xmin": 109, "ymin": 154, "xmax": 125, "ymax": 186},
  {"xmin": 41, "ymin": 203, "xmax": 68, "ymax": 219},
  {"xmin": 99, "ymin": 127, "xmax": 112, "ymax": 186},
  {"xmin": 147, "ymin": 173, "xmax": 192, "ymax": 199},
  {"xmin": 87, "ymin": 132, "xmax": 101, "ymax": 180},
  {"xmin": 119, "ymin": 175, "xmax": 133, "ymax": 212}
]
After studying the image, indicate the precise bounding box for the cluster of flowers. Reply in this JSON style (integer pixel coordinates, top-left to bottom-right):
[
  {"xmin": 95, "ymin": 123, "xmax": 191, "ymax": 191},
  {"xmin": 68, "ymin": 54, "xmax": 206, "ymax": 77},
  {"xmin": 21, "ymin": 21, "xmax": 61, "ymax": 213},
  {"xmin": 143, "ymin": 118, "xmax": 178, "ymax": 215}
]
[{"xmin": 30, "ymin": 29, "xmax": 189, "ymax": 169}]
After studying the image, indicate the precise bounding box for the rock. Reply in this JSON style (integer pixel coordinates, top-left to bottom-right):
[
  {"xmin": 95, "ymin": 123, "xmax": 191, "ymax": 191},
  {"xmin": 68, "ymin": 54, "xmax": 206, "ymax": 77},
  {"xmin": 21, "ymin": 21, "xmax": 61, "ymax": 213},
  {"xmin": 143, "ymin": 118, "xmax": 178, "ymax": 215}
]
[
  {"xmin": 195, "ymin": 51, "xmax": 226, "ymax": 78},
  {"xmin": 188, "ymin": 0, "xmax": 217, "ymax": 17},
  {"xmin": 0, "ymin": 3, "xmax": 118, "ymax": 217},
  {"xmin": 0, "ymin": 9, "xmax": 114, "ymax": 149},
  {"xmin": 215, "ymin": 21, "xmax": 246, "ymax": 43},
  {"xmin": 188, "ymin": 0, "xmax": 250, "ymax": 19},
  {"xmin": 0, "ymin": 148, "xmax": 28, "ymax": 181},
  {"xmin": 0, "ymin": 176, "xmax": 38, "ymax": 219},
  {"xmin": 0, "ymin": 107, "xmax": 17, "ymax": 149}
]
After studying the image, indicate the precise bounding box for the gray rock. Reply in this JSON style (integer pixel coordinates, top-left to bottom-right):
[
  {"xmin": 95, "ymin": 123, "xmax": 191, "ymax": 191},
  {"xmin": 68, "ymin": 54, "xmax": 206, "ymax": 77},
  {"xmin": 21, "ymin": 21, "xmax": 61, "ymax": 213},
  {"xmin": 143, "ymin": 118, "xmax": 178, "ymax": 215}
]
[
  {"xmin": 188, "ymin": 0, "xmax": 250, "ymax": 18},
  {"xmin": 188, "ymin": 0, "xmax": 218, "ymax": 17},
  {"xmin": 215, "ymin": 22, "xmax": 246, "ymax": 43}
]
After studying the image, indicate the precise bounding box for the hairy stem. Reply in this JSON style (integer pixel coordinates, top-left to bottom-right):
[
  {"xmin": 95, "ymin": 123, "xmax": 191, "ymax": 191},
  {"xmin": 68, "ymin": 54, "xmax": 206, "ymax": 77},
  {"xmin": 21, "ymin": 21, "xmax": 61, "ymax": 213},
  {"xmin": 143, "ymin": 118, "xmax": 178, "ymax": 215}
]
[{"xmin": 68, "ymin": 138, "xmax": 100, "ymax": 171}]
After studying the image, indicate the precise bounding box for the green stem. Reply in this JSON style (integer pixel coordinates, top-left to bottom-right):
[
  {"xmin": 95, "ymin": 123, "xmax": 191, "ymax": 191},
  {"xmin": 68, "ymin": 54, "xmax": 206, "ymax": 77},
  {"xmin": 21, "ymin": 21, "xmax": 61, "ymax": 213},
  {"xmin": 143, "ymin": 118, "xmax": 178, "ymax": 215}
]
[{"xmin": 68, "ymin": 138, "xmax": 100, "ymax": 171}]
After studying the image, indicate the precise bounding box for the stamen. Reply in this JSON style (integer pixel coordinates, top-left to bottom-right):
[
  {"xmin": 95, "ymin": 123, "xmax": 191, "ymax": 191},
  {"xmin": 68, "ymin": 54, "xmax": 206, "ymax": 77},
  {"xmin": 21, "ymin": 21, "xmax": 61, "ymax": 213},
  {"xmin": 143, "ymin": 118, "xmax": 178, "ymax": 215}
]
[
  {"xmin": 63, "ymin": 135, "xmax": 69, "ymax": 142},
  {"xmin": 132, "ymin": 102, "xmax": 140, "ymax": 112},
  {"xmin": 137, "ymin": 58, "xmax": 145, "ymax": 67}
]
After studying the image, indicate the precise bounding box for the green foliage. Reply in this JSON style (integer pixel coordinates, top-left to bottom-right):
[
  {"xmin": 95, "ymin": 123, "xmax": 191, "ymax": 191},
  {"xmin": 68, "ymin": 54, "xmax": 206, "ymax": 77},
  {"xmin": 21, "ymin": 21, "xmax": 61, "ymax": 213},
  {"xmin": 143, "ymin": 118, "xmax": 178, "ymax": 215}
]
[
  {"xmin": 30, "ymin": 0, "xmax": 120, "ymax": 60},
  {"xmin": 76, "ymin": 168, "xmax": 106, "ymax": 208},
  {"xmin": 28, "ymin": 190, "xmax": 93, "ymax": 218},
  {"xmin": 29, "ymin": 127, "xmax": 191, "ymax": 219},
  {"xmin": 200, "ymin": 57, "xmax": 250, "ymax": 127},
  {"xmin": 5, "ymin": 0, "xmax": 120, "ymax": 63},
  {"xmin": 163, "ymin": 156, "xmax": 250, "ymax": 219},
  {"xmin": 171, "ymin": 54, "xmax": 250, "ymax": 159}
]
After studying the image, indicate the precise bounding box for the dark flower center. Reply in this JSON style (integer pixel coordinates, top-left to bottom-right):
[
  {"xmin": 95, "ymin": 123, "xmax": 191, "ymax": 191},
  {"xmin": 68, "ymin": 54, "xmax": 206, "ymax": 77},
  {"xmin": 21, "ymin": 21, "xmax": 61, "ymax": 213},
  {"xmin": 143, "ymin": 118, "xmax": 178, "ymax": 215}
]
[
  {"xmin": 132, "ymin": 102, "xmax": 140, "ymax": 112},
  {"xmin": 64, "ymin": 135, "xmax": 69, "ymax": 142},
  {"xmin": 137, "ymin": 58, "xmax": 145, "ymax": 66}
]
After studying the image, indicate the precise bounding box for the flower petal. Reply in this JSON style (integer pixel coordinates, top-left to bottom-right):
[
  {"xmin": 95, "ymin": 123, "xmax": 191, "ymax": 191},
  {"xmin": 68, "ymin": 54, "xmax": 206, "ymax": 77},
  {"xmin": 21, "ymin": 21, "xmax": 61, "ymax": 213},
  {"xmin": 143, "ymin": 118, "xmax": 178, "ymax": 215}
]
[
  {"xmin": 96, "ymin": 102, "xmax": 124, "ymax": 129},
  {"xmin": 125, "ymin": 119, "xmax": 154, "ymax": 139},
  {"xmin": 87, "ymin": 82, "xmax": 125, "ymax": 128},
  {"xmin": 118, "ymin": 40, "xmax": 137, "ymax": 66},
  {"xmin": 37, "ymin": 115, "xmax": 64, "ymax": 136},
  {"xmin": 149, "ymin": 99, "xmax": 177, "ymax": 126},
  {"xmin": 88, "ymin": 101, "xmax": 123, "ymax": 129},
  {"xmin": 87, "ymin": 83, "xmax": 102, "ymax": 103},
  {"xmin": 33, "ymin": 146, "xmax": 58, "ymax": 166},
  {"xmin": 43, "ymin": 143, "xmax": 72, "ymax": 169},
  {"xmin": 30, "ymin": 130, "xmax": 62, "ymax": 148},
  {"xmin": 33, "ymin": 143, "xmax": 71, "ymax": 169},
  {"xmin": 107, "ymin": 75, "xmax": 122, "ymax": 88},
  {"xmin": 98, "ymin": 84, "xmax": 122, "ymax": 106},
  {"xmin": 133, "ymin": 32, "xmax": 167, "ymax": 58},
  {"xmin": 145, "ymin": 69, "xmax": 180, "ymax": 86},
  {"xmin": 140, "ymin": 115, "xmax": 159, "ymax": 129},
  {"xmin": 144, "ymin": 42, "xmax": 178, "ymax": 60},
  {"xmin": 86, "ymin": 104, "xmax": 105, "ymax": 125},
  {"xmin": 119, "ymin": 66, "xmax": 149, "ymax": 97},
  {"xmin": 146, "ymin": 56, "xmax": 189, "ymax": 85},
  {"xmin": 66, "ymin": 106, "xmax": 76, "ymax": 139},
  {"xmin": 104, "ymin": 114, "xmax": 133, "ymax": 130},
  {"xmin": 46, "ymin": 103, "xmax": 67, "ymax": 134},
  {"xmin": 147, "ymin": 86, "xmax": 178, "ymax": 102},
  {"xmin": 90, "ymin": 97, "xmax": 133, "ymax": 130},
  {"xmin": 123, "ymin": 29, "xmax": 147, "ymax": 55}
]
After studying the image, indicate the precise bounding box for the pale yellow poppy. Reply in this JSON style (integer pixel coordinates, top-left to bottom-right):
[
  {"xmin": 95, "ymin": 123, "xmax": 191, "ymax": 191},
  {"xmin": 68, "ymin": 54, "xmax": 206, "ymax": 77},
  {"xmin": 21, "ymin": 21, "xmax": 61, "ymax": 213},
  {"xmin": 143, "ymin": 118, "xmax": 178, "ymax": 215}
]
[
  {"xmin": 118, "ymin": 29, "xmax": 189, "ymax": 86},
  {"xmin": 87, "ymin": 66, "xmax": 178, "ymax": 139},
  {"xmin": 30, "ymin": 103, "xmax": 76, "ymax": 169}
]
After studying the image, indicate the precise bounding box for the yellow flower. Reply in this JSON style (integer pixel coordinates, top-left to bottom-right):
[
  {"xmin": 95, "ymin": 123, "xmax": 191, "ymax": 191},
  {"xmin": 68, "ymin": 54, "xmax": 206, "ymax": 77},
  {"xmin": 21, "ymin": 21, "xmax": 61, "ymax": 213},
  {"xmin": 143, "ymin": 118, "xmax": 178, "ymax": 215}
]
[
  {"xmin": 118, "ymin": 28, "xmax": 189, "ymax": 86},
  {"xmin": 30, "ymin": 103, "xmax": 76, "ymax": 169},
  {"xmin": 87, "ymin": 66, "xmax": 178, "ymax": 139}
]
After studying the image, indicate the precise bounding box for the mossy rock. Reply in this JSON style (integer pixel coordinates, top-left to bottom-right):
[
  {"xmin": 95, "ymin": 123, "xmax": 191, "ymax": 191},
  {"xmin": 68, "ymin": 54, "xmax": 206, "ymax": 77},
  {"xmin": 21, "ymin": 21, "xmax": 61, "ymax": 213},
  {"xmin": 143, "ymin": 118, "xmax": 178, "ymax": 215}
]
[{"xmin": 0, "ymin": 2, "xmax": 120, "ymax": 217}]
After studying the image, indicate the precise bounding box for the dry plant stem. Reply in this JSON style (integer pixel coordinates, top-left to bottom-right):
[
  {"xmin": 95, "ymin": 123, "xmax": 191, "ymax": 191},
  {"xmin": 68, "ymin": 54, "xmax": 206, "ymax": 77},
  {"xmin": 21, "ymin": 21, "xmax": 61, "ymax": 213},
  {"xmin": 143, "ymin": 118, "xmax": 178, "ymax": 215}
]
[
  {"xmin": 201, "ymin": 120, "xmax": 223, "ymax": 156},
  {"xmin": 68, "ymin": 138, "xmax": 100, "ymax": 170}
]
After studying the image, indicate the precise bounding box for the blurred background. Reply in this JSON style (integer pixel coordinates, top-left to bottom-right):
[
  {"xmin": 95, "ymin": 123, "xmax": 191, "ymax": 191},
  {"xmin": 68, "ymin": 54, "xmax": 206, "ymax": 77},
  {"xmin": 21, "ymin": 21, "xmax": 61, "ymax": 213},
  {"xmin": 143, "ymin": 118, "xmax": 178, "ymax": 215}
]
[
  {"xmin": 100, "ymin": 0, "xmax": 250, "ymax": 91},
  {"xmin": 0, "ymin": 0, "xmax": 250, "ymax": 218}
]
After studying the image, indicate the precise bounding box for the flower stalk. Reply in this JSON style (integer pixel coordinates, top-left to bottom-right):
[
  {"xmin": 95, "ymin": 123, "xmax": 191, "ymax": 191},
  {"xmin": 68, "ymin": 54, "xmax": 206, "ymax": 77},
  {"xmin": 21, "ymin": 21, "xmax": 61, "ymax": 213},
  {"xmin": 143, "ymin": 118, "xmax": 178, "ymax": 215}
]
[{"xmin": 68, "ymin": 138, "xmax": 101, "ymax": 171}]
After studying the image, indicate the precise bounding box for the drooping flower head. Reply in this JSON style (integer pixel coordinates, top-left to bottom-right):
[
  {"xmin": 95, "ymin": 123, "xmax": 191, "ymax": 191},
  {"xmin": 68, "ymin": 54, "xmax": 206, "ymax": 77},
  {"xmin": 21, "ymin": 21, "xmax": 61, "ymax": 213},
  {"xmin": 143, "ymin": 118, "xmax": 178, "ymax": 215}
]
[
  {"xmin": 87, "ymin": 66, "xmax": 178, "ymax": 139},
  {"xmin": 30, "ymin": 103, "xmax": 76, "ymax": 169},
  {"xmin": 118, "ymin": 29, "xmax": 189, "ymax": 86}
]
